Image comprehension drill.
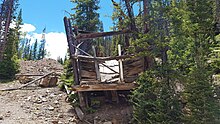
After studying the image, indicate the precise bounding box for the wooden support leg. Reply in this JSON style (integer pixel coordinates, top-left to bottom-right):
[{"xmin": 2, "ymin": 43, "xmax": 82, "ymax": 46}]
[
  {"xmin": 104, "ymin": 91, "xmax": 111, "ymax": 103},
  {"xmin": 111, "ymin": 91, "xmax": 119, "ymax": 103},
  {"xmin": 78, "ymin": 92, "xmax": 89, "ymax": 108}
]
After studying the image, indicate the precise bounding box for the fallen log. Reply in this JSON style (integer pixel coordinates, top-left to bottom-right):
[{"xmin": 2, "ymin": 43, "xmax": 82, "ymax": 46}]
[{"xmin": 0, "ymin": 72, "xmax": 54, "ymax": 91}]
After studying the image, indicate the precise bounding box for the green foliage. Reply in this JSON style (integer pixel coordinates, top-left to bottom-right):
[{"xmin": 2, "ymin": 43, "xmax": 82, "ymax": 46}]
[
  {"xmin": 32, "ymin": 39, "xmax": 38, "ymax": 60},
  {"xmin": 128, "ymin": 0, "xmax": 220, "ymax": 123},
  {"xmin": 183, "ymin": 65, "xmax": 220, "ymax": 124},
  {"xmin": 57, "ymin": 56, "xmax": 64, "ymax": 65},
  {"xmin": 71, "ymin": 0, "xmax": 102, "ymax": 32},
  {"xmin": 0, "ymin": 28, "xmax": 19, "ymax": 79},
  {"xmin": 131, "ymin": 69, "xmax": 182, "ymax": 124}
]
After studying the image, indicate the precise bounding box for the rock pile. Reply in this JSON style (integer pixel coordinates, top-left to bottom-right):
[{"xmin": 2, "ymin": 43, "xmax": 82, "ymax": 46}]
[
  {"xmin": 17, "ymin": 58, "xmax": 64, "ymax": 85},
  {"xmin": 18, "ymin": 58, "xmax": 64, "ymax": 75}
]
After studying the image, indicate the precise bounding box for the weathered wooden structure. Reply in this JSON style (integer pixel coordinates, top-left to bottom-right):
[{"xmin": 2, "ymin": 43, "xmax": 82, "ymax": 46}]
[
  {"xmin": 0, "ymin": 0, "xmax": 14, "ymax": 61},
  {"xmin": 64, "ymin": 17, "xmax": 146, "ymax": 107}
]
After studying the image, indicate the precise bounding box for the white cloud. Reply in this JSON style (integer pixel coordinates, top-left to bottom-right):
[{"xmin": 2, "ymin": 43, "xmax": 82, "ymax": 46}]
[
  {"xmin": 20, "ymin": 23, "xmax": 68, "ymax": 60},
  {"xmin": 20, "ymin": 23, "xmax": 36, "ymax": 33},
  {"xmin": 44, "ymin": 32, "xmax": 68, "ymax": 59}
]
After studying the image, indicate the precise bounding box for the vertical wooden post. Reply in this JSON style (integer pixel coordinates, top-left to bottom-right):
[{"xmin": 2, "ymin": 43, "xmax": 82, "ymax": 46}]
[
  {"xmin": 111, "ymin": 91, "xmax": 119, "ymax": 103},
  {"xmin": 63, "ymin": 17, "xmax": 80, "ymax": 85},
  {"xmin": 92, "ymin": 46, "xmax": 101, "ymax": 82},
  {"xmin": 78, "ymin": 92, "xmax": 88, "ymax": 108},
  {"xmin": 118, "ymin": 44, "xmax": 124, "ymax": 83}
]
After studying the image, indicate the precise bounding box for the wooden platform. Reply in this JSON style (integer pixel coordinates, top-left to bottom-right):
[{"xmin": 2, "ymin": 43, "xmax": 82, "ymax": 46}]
[{"xmin": 72, "ymin": 83, "xmax": 137, "ymax": 92}]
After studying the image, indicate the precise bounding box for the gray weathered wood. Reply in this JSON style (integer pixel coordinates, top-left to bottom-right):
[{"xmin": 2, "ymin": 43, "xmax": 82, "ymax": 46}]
[
  {"xmin": 118, "ymin": 44, "xmax": 124, "ymax": 83},
  {"xmin": 64, "ymin": 17, "xmax": 80, "ymax": 85},
  {"xmin": 76, "ymin": 29, "xmax": 132, "ymax": 40},
  {"xmin": 92, "ymin": 46, "xmax": 101, "ymax": 82},
  {"xmin": 72, "ymin": 54, "xmax": 132, "ymax": 61},
  {"xmin": 72, "ymin": 83, "xmax": 137, "ymax": 92},
  {"xmin": 16, "ymin": 74, "xmax": 45, "ymax": 76},
  {"xmin": 75, "ymin": 106, "xmax": 85, "ymax": 120}
]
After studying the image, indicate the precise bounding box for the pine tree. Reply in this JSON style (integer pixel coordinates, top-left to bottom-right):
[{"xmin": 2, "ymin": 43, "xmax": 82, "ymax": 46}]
[
  {"xmin": 32, "ymin": 39, "xmax": 38, "ymax": 60},
  {"xmin": 0, "ymin": 4, "xmax": 21, "ymax": 79},
  {"xmin": 23, "ymin": 39, "xmax": 31, "ymax": 60},
  {"xmin": 71, "ymin": 0, "xmax": 102, "ymax": 32},
  {"xmin": 130, "ymin": 1, "xmax": 183, "ymax": 123},
  {"xmin": 182, "ymin": 1, "xmax": 220, "ymax": 123},
  {"xmin": 37, "ymin": 28, "xmax": 46, "ymax": 60}
]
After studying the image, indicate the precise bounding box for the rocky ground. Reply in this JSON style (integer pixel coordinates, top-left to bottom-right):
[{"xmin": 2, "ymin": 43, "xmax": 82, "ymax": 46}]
[
  {"xmin": 18, "ymin": 58, "xmax": 64, "ymax": 75},
  {"xmin": 0, "ymin": 59, "xmax": 133, "ymax": 124},
  {"xmin": 0, "ymin": 81, "xmax": 77, "ymax": 124},
  {"xmin": 0, "ymin": 81, "xmax": 133, "ymax": 124}
]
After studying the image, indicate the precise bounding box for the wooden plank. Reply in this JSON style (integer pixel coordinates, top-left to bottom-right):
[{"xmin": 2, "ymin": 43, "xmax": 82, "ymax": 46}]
[
  {"xmin": 16, "ymin": 74, "xmax": 45, "ymax": 76},
  {"xmin": 92, "ymin": 46, "xmax": 101, "ymax": 82},
  {"xmin": 78, "ymin": 92, "xmax": 86, "ymax": 108},
  {"xmin": 124, "ymin": 76, "xmax": 139, "ymax": 83},
  {"xmin": 123, "ymin": 57, "xmax": 144, "ymax": 65},
  {"xmin": 64, "ymin": 17, "xmax": 80, "ymax": 85},
  {"xmin": 72, "ymin": 54, "xmax": 132, "ymax": 61},
  {"xmin": 76, "ymin": 29, "xmax": 132, "ymax": 40},
  {"xmin": 80, "ymin": 80, "xmax": 100, "ymax": 85},
  {"xmin": 80, "ymin": 63, "xmax": 96, "ymax": 70},
  {"xmin": 72, "ymin": 83, "xmax": 137, "ymax": 92},
  {"xmin": 124, "ymin": 67, "xmax": 144, "ymax": 76},
  {"xmin": 80, "ymin": 70, "xmax": 96, "ymax": 78},
  {"xmin": 124, "ymin": 61, "xmax": 144, "ymax": 68},
  {"xmin": 118, "ymin": 44, "xmax": 124, "ymax": 83}
]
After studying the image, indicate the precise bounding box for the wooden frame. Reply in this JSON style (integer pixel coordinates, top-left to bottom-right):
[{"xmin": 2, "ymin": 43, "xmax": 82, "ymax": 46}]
[{"xmin": 72, "ymin": 83, "xmax": 137, "ymax": 92}]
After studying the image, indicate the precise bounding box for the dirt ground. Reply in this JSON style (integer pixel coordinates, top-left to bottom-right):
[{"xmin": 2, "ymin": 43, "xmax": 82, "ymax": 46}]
[
  {"xmin": 0, "ymin": 81, "xmax": 77, "ymax": 124},
  {"xmin": 0, "ymin": 81, "xmax": 133, "ymax": 124}
]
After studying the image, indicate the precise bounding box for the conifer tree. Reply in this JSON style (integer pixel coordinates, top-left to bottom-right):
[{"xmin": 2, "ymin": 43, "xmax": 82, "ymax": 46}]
[
  {"xmin": 71, "ymin": 0, "xmax": 102, "ymax": 31},
  {"xmin": 0, "ymin": 2, "xmax": 20, "ymax": 79},
  {"xmin": 32, "ymin": 39, "xmax": 38, "ymax": 60},
  {"xmin": 182, "ymin": 1, "xmax": 220, "ymax": 123}
]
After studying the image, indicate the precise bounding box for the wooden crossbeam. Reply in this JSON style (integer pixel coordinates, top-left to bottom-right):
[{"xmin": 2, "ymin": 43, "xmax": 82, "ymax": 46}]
[
  {"xmin": 15, "ymin": 74, "xmax": 45, "ymax": 76},
  {"xmin": 72, "ymin": 83, "xmax": 137, "ymax": 92},
  {"xmin": 75, "ymin": 29, "xmax": 132, "ymax": 40},
  {"xmin": 72, "ymin": 54, "xmax": 132, "ymax": 61}
]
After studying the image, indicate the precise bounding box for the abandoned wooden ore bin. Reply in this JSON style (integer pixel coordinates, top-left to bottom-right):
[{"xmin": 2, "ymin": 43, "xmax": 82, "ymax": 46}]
[{"xmin": 64, "ymin": 17, "xmax": 147, "ymax": 107}]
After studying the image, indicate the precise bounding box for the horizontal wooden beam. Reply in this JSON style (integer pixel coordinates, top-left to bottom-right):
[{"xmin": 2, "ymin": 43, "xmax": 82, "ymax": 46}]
[
  {"xmin": 72, "ymin": 83, "xmax": 137, "ymax": 92},
  {"xmin": 72, "ymin": 54, "xmax": 132, "ymax": 61},
  {"xmin": 16, "ymin": 74, "xmax": 45, "ymax": 76},
  {"xmin": 75, "ymin": 29, "xmax": 132, "ymax": 40}
]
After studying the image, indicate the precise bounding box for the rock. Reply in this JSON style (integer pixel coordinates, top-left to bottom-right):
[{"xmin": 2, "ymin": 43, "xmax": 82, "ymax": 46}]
[
  {"xmin": 40, "ymin": 76, "xmax": 50, "ymax": 87},
  {"xmin": 94, "ymin": 116, "xmax": 100, "ymax": 124},
  {"xmin": 48, "ymin": 106, "xmax": 55, "ymax": 111},
  {"xmin": 103, "ymin": 122, "xmax": 112, "ymax": 124},
  {"xmin": 26, "ymin": 96, "xmax": 32, "ymax": 101},
  {"xmin": 35, "ymin": 100, "xmax": 43, "ymax": 104},
  {"xmin": 0, "ymin": 115, "xmax": 3, "ymax": 120},
  {"xmin": 50, "ymin": 93, "xmax": 56, "ymax": 98},
  {"xmin": 51, "ymin": 120, "xmax": 59, "ymax": 124},
  {"xmin": 46, "ymin": 89, "xmax": 50, "ymax": 93},
  {"xmin": 49, "ymin": 76, "xmax": 58, "ymax": 87},
  {"xmin": 5, "ymin": 111, "xmax": 11, "ymax": 117},
  {"xmin": 58, "ymin": 121, "xmax": 63, "ymax": 124},
  {"xmin": 54, "ymin": 100, "xmax": 59, "ymax": 104},
  {"xmin": 57, "ymin": 114, "xmax": 63, "ymax": 118},
  {"xmin": 42, "ymin": 98, "xmax": 47, "ymax": 102}
]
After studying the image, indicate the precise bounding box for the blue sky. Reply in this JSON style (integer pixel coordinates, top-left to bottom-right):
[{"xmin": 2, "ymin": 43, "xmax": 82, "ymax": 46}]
[
  {"xmin": 18, "ymin": 0, "xmax": 115, "ymax": 59},
  {"xmin": 19, "ymin": 0, "xmax": 114, "ymax": 33}
]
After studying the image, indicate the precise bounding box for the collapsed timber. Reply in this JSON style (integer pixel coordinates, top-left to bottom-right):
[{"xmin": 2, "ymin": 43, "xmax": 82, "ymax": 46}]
[{"xmin": 64, "ymin": 17, "xmax": 148, "ymax": 108}]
